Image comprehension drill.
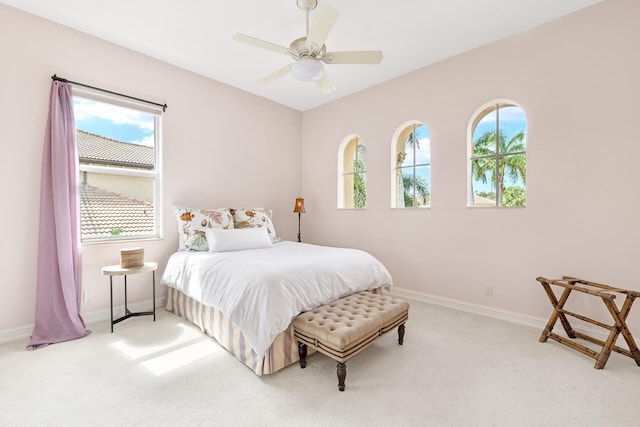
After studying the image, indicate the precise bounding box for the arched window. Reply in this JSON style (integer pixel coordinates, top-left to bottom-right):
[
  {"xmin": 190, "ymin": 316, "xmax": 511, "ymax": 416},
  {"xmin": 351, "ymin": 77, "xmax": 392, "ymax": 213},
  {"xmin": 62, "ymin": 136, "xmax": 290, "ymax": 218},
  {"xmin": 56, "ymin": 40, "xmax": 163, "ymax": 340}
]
[
  {"xmin": 338, "ymin": 135, "xmax": 366, "ymax": 209},
  {"xmin": 391, "ymin": 122, "xmax": 430, "ymax": 208},
  {"xmin": 468, "ymin": 101, "xmax": 527, "ymax": 207}
]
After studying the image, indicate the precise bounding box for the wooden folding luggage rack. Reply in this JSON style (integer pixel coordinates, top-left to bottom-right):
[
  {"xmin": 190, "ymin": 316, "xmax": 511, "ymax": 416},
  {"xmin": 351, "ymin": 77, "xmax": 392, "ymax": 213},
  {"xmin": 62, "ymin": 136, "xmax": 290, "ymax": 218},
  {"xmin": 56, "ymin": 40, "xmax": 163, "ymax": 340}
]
[{"xmin": 536, "ymin": 276, "xmax": 640, "ymax": 369}]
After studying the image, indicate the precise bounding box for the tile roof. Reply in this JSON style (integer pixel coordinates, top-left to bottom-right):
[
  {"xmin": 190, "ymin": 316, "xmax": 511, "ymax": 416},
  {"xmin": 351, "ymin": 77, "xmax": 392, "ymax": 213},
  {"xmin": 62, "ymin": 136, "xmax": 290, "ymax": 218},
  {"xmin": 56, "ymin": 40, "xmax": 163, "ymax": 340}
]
[
  {"xmin": 80, "ymin": 184, "xmax": 155, "ymax": 240},
  {"xmin": 77, "ymin": 130, "xmax": 156, "ymax": 240},
  {"xmin": 77, "ymin": 129, "xmax": 154, "ymax": 169}
]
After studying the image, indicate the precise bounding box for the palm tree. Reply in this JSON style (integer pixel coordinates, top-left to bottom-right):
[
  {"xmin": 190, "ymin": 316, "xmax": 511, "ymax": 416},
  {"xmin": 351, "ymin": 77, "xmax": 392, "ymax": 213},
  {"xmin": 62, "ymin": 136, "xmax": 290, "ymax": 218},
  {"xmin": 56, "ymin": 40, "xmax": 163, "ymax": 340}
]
[
  {"xmin": 472, "ymin": 129, "xmax": 526, "ymax": 206},
  {"xmin": 402, "ymin": 173, "xmax": 430, "ymax": 207},
  {"xmin": 352, "ymin": 146, "xmax": 366, "ymax": 208},
  {"xmin": 353, "ymin": 163, "xmax": 366, "ymax": 208}
]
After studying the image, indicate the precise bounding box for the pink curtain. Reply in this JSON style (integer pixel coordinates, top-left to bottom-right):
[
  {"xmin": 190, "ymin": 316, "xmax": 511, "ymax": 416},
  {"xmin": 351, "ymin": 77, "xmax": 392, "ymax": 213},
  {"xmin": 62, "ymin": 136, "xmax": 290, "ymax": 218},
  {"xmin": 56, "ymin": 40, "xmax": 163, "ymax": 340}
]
[{"xmin": 27, "ymin": 81, "xmax": 90, "ymax": 349}]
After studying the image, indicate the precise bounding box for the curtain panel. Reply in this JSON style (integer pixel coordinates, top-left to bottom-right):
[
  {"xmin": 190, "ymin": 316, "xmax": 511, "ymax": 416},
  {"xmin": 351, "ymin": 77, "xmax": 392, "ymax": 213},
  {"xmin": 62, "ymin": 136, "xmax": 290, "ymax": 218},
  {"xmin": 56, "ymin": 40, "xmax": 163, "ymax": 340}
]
[{"xmin": 27, "ymin": 81, "xmax": 90, "ymax": 349}]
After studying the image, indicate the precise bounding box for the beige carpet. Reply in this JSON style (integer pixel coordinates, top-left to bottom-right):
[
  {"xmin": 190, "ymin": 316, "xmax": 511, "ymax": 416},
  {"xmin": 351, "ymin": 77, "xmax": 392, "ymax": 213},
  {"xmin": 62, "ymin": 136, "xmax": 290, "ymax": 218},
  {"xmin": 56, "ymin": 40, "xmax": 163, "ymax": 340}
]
[{"xmin": 1, "ymin": 299, "xmax": 638, "ymax": 427}]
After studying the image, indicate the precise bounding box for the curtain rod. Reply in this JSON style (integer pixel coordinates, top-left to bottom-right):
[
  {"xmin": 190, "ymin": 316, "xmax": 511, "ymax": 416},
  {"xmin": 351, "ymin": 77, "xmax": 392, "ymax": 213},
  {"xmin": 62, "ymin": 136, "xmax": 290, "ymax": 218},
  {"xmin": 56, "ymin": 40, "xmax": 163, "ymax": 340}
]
[{"xmin": 51, "ymin": 74, "xmax": 167, "ymax": 112}]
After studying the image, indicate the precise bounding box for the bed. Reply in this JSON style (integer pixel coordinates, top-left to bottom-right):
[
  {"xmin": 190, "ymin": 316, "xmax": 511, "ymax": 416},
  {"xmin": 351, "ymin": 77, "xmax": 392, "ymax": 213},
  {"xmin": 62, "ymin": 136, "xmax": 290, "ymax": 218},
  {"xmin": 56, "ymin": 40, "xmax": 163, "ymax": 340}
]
[
  {"xmin": 161, "ymin": 237, "xmax": 392, "ymax": 375},
  {"xmin": 162, "ymin": 206, "xmax": 393, "ymax": 374}
]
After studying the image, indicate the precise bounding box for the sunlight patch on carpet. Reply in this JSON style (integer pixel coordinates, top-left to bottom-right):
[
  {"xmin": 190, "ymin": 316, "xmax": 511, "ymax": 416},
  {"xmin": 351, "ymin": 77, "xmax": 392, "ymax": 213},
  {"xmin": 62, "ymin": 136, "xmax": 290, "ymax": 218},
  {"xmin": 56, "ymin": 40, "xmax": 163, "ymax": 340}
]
[
  {"xmin": 110, "ymin": 323, "xmax": 207, "ymax": 359},
  {"xmin": 140, "ymin": 340, "xmax": 221, "ymax": 375},
  {"xmin": 109, "ymin": 323, "xmax": 224, "ymax": 375}
]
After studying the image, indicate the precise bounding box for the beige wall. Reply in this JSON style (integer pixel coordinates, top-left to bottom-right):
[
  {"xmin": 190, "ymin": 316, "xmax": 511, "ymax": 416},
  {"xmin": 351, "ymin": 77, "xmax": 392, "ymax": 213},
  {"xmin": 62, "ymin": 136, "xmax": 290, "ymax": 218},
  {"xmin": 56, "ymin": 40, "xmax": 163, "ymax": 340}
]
[
  {"xmin": 0, "ymin": 3, "xmax": 301, "ymax": 334},
  {"xmin": 302, "ymin": 0, "xmax": 640, "ymax": 330}
]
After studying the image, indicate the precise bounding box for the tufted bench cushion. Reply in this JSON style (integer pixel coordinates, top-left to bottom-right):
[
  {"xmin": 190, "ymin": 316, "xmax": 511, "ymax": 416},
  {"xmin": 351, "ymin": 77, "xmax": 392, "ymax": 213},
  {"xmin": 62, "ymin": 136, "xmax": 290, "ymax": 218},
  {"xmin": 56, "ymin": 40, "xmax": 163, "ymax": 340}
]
[{"xmin": 293, "ymin": 291, "xmax": 409, "ymax": 391}]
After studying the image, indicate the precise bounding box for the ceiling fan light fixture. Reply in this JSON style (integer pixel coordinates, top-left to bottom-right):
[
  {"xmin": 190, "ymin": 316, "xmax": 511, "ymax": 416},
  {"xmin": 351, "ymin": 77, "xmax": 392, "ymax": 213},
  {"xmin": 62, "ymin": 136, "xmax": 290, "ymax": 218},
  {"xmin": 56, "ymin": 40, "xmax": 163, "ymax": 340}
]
[
  {"xmin": 296, "ymin": 0, "xmax": 317, "ymax": 12},
  {"xmin": 291, "ymin": 57, "xmax": 325, "ymax": 81}
]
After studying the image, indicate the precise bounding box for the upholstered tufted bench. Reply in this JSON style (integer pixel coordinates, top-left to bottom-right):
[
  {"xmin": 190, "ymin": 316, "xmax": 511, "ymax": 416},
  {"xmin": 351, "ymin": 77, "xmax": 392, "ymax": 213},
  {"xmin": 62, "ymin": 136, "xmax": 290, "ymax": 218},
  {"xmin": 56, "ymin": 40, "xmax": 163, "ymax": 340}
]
[{"xmin": 292, "ymin": 291, "xmax": 409, "ymax": 391}]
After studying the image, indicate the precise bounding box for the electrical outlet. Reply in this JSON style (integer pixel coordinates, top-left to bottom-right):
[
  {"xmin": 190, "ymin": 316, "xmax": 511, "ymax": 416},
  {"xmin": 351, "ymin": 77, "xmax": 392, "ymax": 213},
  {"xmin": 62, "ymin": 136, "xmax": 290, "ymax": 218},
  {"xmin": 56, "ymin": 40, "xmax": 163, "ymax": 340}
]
[
  {"xmin": 485, "ymin": 286, "xmax": 494, "ymax": 297},
  {"xmin": 82, "ymin": 290, "xmax": 92, "ymax": 302}
]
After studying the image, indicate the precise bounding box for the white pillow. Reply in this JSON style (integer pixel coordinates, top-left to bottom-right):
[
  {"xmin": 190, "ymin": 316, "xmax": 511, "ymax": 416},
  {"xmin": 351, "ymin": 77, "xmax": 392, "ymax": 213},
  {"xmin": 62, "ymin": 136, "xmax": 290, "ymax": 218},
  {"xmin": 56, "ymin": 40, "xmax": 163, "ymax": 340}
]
[{"xmin": 207, "ymin": 226, "xmax": 273, "ymax": 252}]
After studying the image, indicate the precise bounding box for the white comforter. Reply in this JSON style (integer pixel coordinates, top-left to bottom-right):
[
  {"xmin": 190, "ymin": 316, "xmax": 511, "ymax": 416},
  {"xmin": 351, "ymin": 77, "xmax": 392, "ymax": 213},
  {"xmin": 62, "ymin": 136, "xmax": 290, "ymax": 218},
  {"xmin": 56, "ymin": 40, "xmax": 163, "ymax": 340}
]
[{"xmin": 160, "ymin": 241, "xmax": 393, "ymax": 357}]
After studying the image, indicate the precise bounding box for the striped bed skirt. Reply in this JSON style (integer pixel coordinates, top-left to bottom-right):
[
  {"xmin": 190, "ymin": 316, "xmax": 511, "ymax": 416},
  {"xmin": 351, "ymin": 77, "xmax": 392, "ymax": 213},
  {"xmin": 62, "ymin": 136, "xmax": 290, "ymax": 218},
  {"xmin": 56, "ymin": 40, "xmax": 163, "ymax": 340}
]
[{"xmin": 165, "ymin": 287, "xmax": 303, "ymax": 375}]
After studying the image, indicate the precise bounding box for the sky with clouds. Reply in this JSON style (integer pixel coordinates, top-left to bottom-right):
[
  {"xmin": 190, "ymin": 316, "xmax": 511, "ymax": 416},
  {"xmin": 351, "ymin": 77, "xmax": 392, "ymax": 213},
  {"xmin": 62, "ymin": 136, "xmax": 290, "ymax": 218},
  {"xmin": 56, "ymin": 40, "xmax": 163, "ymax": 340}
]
[{"xmin": 73, "ymin": 97, "xmax": 155, "ymax": 146}]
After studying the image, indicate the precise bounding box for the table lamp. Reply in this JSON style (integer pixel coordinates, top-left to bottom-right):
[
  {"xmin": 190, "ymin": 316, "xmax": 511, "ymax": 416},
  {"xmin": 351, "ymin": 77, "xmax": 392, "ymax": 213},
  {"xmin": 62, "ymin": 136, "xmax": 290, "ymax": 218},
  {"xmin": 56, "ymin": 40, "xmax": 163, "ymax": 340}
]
[{"xmin": 293, "ymin": 197, "xmax": 306, "ymax": 242}]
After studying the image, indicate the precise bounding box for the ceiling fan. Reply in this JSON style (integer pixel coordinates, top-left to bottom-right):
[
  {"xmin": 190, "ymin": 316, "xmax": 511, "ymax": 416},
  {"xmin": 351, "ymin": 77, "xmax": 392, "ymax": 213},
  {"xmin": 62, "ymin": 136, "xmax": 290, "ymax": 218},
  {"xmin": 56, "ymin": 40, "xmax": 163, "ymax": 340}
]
[{"xmin": 233, "ymin": 0, "xmax": 383, "ymax": 94}]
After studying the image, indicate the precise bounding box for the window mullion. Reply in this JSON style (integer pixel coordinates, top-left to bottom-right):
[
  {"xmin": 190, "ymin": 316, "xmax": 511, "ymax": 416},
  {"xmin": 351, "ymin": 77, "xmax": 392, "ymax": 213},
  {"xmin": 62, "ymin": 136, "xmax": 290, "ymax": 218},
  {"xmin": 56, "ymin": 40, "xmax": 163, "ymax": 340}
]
[
  {"xmin": 79, "ymin": 164, "xmax": 156, "ymax": 178},
  {"xmin": 495, "ymin": 105, "xmax": 501, "ymax": 206},
  {"xmin": 412, "ymin": 125, "xmax": 417, "ymax": 206}
]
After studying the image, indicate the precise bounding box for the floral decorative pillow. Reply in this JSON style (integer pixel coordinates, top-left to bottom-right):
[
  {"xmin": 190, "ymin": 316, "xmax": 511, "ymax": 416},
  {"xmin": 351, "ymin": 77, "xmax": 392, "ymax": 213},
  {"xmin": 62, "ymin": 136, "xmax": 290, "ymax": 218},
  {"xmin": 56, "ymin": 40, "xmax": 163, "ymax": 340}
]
[
  {"xmin": 230, "ymin": 208, "xmax": 279, "ymax": 243},
  {"xmin": 173, "ymin": 206, "xmax": 234, "ymax": 251}
]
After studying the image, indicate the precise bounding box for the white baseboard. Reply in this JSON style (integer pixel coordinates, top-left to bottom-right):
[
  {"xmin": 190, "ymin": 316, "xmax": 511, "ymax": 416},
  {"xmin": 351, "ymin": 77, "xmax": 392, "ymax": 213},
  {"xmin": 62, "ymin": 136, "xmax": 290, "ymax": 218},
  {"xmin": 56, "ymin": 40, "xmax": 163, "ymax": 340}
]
[
  {"xmin": 0, "ymin": 296, "xmax": 166, "ymax": 345},
  {"xmin": 389, "ymin": 287, "xmax": 610, "ymax": 340}
]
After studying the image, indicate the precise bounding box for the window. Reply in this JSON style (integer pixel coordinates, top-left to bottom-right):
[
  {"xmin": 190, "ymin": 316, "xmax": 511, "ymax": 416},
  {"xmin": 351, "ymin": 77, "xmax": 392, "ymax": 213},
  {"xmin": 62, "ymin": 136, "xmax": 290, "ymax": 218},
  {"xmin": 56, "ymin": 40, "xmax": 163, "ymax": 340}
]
[
  {"xmin": 392, "ymin": 122, "xmax": 431, "ymax": 208},
  {"xmin": 338, "ymin": 135, "xmax": 366, "ymax": 208},
  {"xmin": 468, "ymin": 101, "xmax": 526, "ymax": 207},
  {"xmin": 73, "ymin": 88, "xmax": 162, "ymax": 242}
]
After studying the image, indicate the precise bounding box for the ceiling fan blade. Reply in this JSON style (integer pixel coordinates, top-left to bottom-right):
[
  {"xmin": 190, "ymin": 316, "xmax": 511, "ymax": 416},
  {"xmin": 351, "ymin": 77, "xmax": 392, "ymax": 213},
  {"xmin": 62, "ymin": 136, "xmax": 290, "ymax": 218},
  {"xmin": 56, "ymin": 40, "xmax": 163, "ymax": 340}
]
[
  {"xmin": 305, "ymin": 4, "xmax": 339, "ymax": 53},
  {"xmin": 315, "ymin": 74, "xmax": 336, "ymax": 94},
  {"xmin": 321, "ymin": 50, "xmax": 383, "ymax": 65},
  {"xmin": 257, "ymin": 64, "xmax": 292, "ymax": 85},
  {"xmin": 233, "ymin": 33, "xmax": 290, "ymax": 55}
]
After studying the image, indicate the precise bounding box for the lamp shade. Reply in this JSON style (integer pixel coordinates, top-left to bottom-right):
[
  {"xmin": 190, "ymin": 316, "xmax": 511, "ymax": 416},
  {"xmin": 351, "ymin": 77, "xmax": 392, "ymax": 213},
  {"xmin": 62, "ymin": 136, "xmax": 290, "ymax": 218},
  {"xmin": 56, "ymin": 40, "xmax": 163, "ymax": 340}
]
[
  {"xmin": 291, "ymin": 57, "xmax": 325, "ymax": 82},
  {"xmin": 293, "ymin": 198, "xmax": 306, "ymax": 213}
]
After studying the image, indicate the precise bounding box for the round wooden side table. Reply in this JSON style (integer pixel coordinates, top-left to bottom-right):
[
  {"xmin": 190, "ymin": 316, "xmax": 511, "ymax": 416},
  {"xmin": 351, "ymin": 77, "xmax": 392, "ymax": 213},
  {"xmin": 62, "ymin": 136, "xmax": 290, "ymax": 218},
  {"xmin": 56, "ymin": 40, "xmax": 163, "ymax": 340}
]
[{"xmin": 101, "ymin": 261, "xmax": 158, "ymax": 332}]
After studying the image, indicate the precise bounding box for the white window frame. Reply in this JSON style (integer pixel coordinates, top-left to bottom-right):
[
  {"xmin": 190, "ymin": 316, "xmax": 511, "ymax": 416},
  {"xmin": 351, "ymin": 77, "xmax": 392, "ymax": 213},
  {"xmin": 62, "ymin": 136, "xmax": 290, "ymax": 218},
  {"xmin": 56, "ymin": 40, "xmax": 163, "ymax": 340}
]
[{"xmin": 73, "ymin": 86, "xmax": 163, "ymax": 243}]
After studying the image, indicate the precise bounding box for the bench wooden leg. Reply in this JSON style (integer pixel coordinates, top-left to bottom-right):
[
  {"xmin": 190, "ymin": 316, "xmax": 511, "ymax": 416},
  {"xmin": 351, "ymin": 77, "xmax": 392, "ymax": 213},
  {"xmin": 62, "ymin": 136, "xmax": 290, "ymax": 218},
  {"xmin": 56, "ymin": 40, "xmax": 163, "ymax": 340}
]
[
  {"xmin": 398, "ymin": 323, "xmax": 405, "ymax": 345},
  {"xmin": 298, "ymin": 342, "xmax": 307, "ymax": 369},
  {"xmin": 337, "ymin": 362, "xmax": 346, "ymax": 392}
]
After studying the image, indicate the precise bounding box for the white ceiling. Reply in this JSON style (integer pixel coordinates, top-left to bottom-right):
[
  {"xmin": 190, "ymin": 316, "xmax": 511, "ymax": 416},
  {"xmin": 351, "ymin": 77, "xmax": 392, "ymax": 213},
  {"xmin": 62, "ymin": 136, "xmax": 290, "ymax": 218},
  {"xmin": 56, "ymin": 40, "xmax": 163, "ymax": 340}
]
[{"xmin": 2, "ymin": 0, "xmax": 602, "ymax": 111}]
